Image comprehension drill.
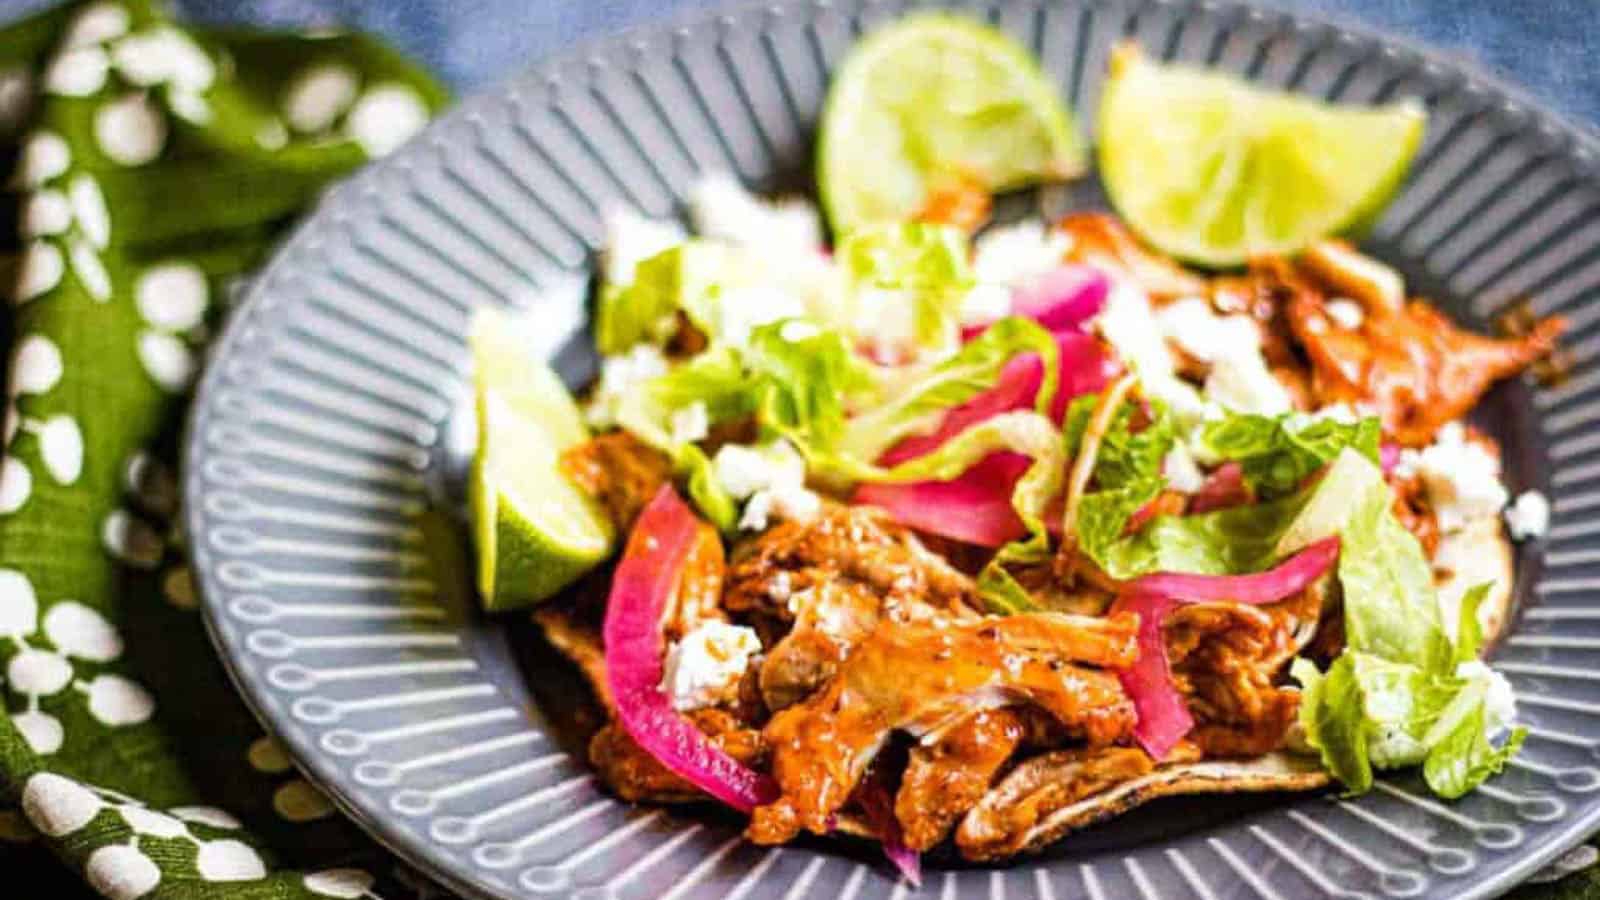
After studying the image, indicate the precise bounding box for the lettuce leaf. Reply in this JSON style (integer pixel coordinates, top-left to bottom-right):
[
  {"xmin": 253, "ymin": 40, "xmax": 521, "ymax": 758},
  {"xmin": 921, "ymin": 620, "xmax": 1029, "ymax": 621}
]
[
  {"xmin": 838, "ymin": 317, "xmax": 1059, "ymax": 464},
  {"xmin": 682, "ymin": 445, "xmax": 739, "ymax": 532},
  {"xmin": 744, "ymin": 320, "xmax": 876, "ymax": 456},
  {"xmin": 596, "ymin": 242, "xmax": 727, "ymax": 354},
  {"xmin": 1423, "ymin": 693, "xmax": 1527, "ymax": 800},
  {"xmin": 1453, "ymin": 583, "xmax": 1492, "ymax": 666},
  {"xmin": 610, "ymin": 347, "xmax": 752, "ymax": 529},
  {"xmin": 1060, "ymin": 394, "xmax": 1180, "ymax": 577},
  {"xmin": 1293, "ymin": 655, "xmax": 1374, "ymax": 795},
  {"xmin": 1195, "ymin": 412, "xmax": 1380, "ymax": 499},
  {"xmin": 1062, "ymin": 394, "xmax": 1179, "ymax": 490},
  {"xmin": 1097, "ymin": 489, "xmax": 1309, "ymax": 579},
  {"xmin": 1283, "ymin": 455, "xmax": 1520, "ymax": 799},
  {"xmin": 836, "ymin": 222, "xmax": 972, "ymax": 354},
  {"xmin": 1337, "ymin": 476, "xmax": 1454, "ymax": 674}
]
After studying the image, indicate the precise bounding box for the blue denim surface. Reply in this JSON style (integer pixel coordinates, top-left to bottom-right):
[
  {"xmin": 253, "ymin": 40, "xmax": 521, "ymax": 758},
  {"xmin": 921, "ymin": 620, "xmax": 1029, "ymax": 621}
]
[{"xmin": 1, "ymin": 0, "xmax": 1596, "ymax": 130}]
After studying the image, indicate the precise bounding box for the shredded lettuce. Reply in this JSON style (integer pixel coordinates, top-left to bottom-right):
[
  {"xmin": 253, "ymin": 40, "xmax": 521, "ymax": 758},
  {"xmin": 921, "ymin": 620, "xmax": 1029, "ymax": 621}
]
[
  {"xmin": 835, "ymin": 222, "xmax": 972, "ymax": 355},
  {"xmin": 1422, "ymin": 684, "xmax": 1527, "ymax": 799},
  {"xmin": 1058, "ymin": 394, "xmax": 1180, "ymax": 577},
  {"xmin": 1282, "ymin": 453, "xmax": 1521, "ymax": 799},
  {"xmin": 838, "ymin": 317, "xmax": 1059, "ymax": 464},
  {"xmin": 597, "ymin": 242, "xmax": 721, "ymax": 354},
  {"xmin": 1195, "ymin": 412, "xmax": 1381, "ymax": 499},
  {"xmin": 1336, "ymin": 477, "xmax": 1454, "ymax": 673},
  {"xmin": 743, "ymin": 320, "xmax": 877, "ymax": 460}
]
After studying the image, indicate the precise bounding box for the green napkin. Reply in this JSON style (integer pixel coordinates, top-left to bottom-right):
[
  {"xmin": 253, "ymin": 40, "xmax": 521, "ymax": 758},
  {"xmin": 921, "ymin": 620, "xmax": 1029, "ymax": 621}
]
[
  {"xmin": 0, "ymin": 1, "xmax": 448, "ymax": 896},
  {"xmin": 0, "ymin": 2, "xmax": 1594, "ymax": 899}
]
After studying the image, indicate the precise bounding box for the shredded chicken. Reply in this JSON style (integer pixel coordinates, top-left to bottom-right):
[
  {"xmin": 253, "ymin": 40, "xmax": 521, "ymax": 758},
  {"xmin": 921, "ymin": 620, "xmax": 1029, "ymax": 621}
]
[
  {"xmin": 559, "ymin": 431, "xmax": 673, "ymax": 532},
  {"xmin": 590, "ymin": 708, "xmax": 766, "ymax": 804},
  {"xmin": 1284, "ymin": 282, "xmax": 1563, "ymax": 446},
  {"xmin": 747, "ymin": 612, "xmax": 1139, "ymax": 844},
  {"xmin": 916, "ymin": 171, "xmax": 993, "ymax": 232},
  {"xmin": 725, "ymin": 505, "xmax": 981, "ymax": 622},
  {"xmin": 895, "ymin": 708, "xmax": 1026, "ymax": 851},
  {"xmin": 1297, "ymin": 240, "xmax": 1404, "ymax": 313},
  {"xmin": 1390, "ymin": 472, "xmax": 1441, "ymax": 559},
  {"xmin": 757, "ymin": 577, "xmax": 881, "ymax": 712},
  {"xmin": 1166, "ymin": 601, "xmax": 1303, "ymax": 758},
  {"xmin": 1056, "ymin": 213, "xmax": 1207, "ymax": 300}
]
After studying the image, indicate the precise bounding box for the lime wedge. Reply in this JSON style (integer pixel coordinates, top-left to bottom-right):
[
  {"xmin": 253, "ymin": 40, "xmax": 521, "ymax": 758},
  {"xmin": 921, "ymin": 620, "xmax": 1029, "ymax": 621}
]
[
  {"xmin": 1098, "ymin": 46, "xmax": 1425, "ymax": 268},
  {"xmin": 469, "ymin": 308, "xmax": 614, "ymax": 610},
  {"xmin": 818, "ymin": 14, "xmax": 1086, "ymax": 233}
]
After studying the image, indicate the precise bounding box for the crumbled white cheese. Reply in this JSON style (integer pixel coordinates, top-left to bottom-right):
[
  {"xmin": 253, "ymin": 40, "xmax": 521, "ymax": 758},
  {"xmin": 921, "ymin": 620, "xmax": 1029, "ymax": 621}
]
[
  {"xmin": 713, "ymin": 441, "xmax": 802, "ymax": 497},
  {"xmin": 1156, "ymin": 296, "xmax": 1261, "ymax": 364},
  {"xmin": 779, "ymin": 319, "xmax": 820, "ymax": 342},
  {"xmin": 1149, "ymin": 296, "xmax": 1293, "ymax": 416},
  {"xmin": 852, "ymin": 285, "xmax": 919, "ymax": 354},
  {"xmin": 1456, "ymin": 660, "xmax": 1518, "ymax": 736},
  {"xmin": 1093, "ymin": 281, "xmax": 1206, "ymax": 423},
  {"xmin": 955, "ymin": 221, "xmax": 1075, "ymax": 330},
  {"xmin": 1325, "ymin": 297, "xmax": 1366, "ymax": 331},
  {"xmin": 715, "ymin": 283, "xmax": 808, "ymax": 348},
  {"xmin": 1204, "ymin": 353, "xmax": 1294, "ymax": 417},
  {"xmin": 1411, "ymin": 422, "xmax": 1509, "ymax": 533},
  {"xmin": 971, "ymin": 220, "xmax": 1072, "ymax": 285},
  {"xmin": 712, "ymin": 439, "xmax": 819, "ymax": 532},
  {"xmin": 1362, "ymin": 672, "xmax": 1429, "ymax": 768},
  {"xmin": 584, "ymin": 344, "xmax": 669, "ymax": 429},
  {"xmin": 688, "ymin": 172, "xmax": 821, "ymax": 253},
  {"xmin": 669, "ymin": 401, "xmax": 709, "ymax": 446},
  {"xmin": 958, "ymin": 282, "xmax": 1013, "ymax": 328},
  {"xmin": 602, "ymin": 208, "xmax": 685, "ymax": 286},
  {"xmin": 659, "ymin": 621, "xmax": 761, "ymax": 711},
  {"xmin": 739, "ymin": 481, "xmax": 822, "ymax": 532},
  {"xmin": 1505, "ymin": 490, "xmax": 1551, "ymax": 541},
  {"xmin": 1163, "ymin": 442, "xmax": 1206, "ymax": 494}
]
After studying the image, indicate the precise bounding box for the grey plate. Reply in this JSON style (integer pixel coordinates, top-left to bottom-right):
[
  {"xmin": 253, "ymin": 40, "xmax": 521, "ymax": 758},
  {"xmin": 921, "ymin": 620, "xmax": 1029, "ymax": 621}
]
[{"xmin": 183, "ymin": 0, "xmax": 1600, "ymax": 897}]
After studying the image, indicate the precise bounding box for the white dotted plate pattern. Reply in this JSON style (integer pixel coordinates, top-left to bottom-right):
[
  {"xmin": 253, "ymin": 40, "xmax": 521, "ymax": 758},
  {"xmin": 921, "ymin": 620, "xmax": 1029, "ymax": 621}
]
[{"xmin": 184, "ymin": 1, "xmax": 1600, "ymax": 898}]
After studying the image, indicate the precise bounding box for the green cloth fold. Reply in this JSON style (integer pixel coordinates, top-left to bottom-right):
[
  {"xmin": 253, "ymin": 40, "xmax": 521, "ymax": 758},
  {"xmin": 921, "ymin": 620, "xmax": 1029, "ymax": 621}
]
[
  {"xmin": 0, "ymin": 2, "xmax": 1593, "ymax": 898},
  {"xmin": 0, "ymin": 2, "xmax": 446, "ymax": 896}
]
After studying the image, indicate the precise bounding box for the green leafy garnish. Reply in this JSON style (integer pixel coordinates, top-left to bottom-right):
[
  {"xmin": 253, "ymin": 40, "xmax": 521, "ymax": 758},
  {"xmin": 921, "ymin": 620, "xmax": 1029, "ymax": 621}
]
[
  {"xmin": 1195, "ymin": 412, "xmax": 1380, "ymax": 498},
  {"xmin": 597, "ymin": 242, "xmax": 722, "ymax": 354},
  {"xmin": 1283, "ymin": 451, "xmax": 1521, "ymax": 799},
  {"xmin": 839, "ymin": 316, "xmax": 1059, "ymax": 464},
  {"xmin": 1423, "ymin": 690, "xmax": 1527, "ymax": 800},
  {"xmin": 835, "ymin": 222, "xmax": 973, "ymax": 354},
  {"xmin": 1057, "ymin": 393, "xmax": 1179, "ymax": 577},
  {"xmin": 743, "ymin": 320, "xmax": 878, "ymax": 466}
]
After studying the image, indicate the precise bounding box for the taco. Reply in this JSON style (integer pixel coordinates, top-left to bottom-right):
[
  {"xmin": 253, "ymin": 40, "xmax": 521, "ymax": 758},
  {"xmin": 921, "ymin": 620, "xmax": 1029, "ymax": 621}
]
[{"xmin": 518, "ymin": 165, "xmax": 1556, "ymax": 865}]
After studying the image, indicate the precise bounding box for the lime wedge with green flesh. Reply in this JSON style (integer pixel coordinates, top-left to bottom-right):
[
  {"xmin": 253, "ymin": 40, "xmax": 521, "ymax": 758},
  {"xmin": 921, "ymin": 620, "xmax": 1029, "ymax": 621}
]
[
  {"xmin": 818, "ymin": 14, "xmax": 1086, "ymax": 233},
  {"xmin": 1097, "ymin": 46, "xmax": 1425, "ymax": 268},
  {"xmin": 469, "ymin": 308, "xmax": 613, "ymax": 610}
]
